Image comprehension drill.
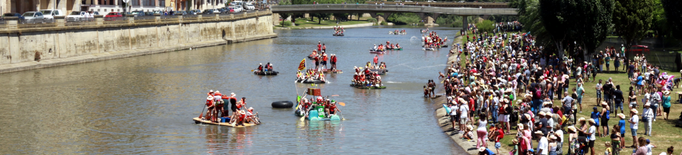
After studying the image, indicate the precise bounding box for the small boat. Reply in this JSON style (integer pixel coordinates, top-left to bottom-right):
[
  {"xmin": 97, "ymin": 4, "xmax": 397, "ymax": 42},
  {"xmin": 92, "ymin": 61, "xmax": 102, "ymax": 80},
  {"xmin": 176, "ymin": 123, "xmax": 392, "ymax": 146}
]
[
  {"xmin": 369, "ymin": 69, "xmax": 388, "ymax": 73},
  {"xmin": 369, "ymin": 49, "xmax": 385, "ymax": 54},
  {"xmin": 192, "ymin": 117, "xmax": 258, "ymax": 127},
  {"xmin": 333, "ymin": 33, "xmax": 344, "ymax": 36},
  {"xmin": 297, "ymin": 79, "xmax": 327, "ymax": 84},
  {"xmin": 423, "ymin": 47, "xmax": 436, "ymax": 51},
  {"xmin": 254, "ymin": 70, "xmax": 279, "ymax": 75},
  {"xmin": 350, "ymin": 84, "xmax": 386, "ymax": 89},
  {"xmin": 321, "ymin": 69, "xmax": 343, "ymax": 74}
]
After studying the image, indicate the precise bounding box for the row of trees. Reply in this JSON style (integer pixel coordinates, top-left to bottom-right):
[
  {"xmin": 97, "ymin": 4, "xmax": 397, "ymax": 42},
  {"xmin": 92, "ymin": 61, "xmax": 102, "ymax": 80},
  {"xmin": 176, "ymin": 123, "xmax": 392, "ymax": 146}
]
[{"xmin": 511, "ymin": 0, "xmax": 682, "ymax": 60}]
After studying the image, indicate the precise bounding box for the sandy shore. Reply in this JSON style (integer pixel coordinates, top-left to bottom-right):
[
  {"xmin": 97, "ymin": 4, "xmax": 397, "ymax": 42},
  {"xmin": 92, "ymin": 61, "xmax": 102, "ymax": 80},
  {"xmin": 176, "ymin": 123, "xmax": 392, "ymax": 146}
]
[{"xmin": 432, "ymin": 35, "xmax": 510, "ymax": 155}]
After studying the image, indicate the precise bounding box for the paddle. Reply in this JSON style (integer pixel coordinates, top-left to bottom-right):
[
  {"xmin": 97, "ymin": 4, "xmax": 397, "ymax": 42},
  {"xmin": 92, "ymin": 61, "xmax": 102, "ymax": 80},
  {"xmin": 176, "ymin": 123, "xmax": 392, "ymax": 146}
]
[
  {"xmin": 199, "ymin": 104, "xmax": 206, "ymax": 119},
  {"xmin": 339, "ymin": 102, "xmax": 346, "ymax": 106}
]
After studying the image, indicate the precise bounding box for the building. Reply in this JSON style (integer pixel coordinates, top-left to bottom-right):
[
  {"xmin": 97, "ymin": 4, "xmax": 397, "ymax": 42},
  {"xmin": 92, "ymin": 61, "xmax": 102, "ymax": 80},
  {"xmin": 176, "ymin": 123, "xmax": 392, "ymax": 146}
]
[{"xmin": 2, "ymin": 0, "xmax": 226, "ymax": 15}]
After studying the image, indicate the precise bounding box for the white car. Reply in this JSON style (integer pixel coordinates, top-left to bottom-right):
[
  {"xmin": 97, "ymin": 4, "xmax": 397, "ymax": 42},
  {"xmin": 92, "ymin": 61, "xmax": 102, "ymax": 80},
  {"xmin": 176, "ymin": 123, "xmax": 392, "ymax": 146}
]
[
  {"xmin": 66, "ymin": 11, "xmax": 90, "ymax": 22},
  {"xmin": 229, "ymin": 5, "xmax": 243, "ymax": 13},
  {"xmin": 22, "ymin": 11, "xmax": 46, "ymax": 24},
  {"xmin": 244, "ymin": 2, "xmax": 256, "ymax": 10},
  {"xmin": 39, "ymin": 9, "xmax": 64, "ymax": 23}
]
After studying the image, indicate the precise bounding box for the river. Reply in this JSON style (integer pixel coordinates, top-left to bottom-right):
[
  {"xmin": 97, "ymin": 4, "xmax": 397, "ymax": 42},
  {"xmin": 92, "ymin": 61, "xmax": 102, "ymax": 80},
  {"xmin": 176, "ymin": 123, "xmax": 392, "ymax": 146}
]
[{"xmin": 0, "ymin": 26, "xmax": 465, "ymax": 154}]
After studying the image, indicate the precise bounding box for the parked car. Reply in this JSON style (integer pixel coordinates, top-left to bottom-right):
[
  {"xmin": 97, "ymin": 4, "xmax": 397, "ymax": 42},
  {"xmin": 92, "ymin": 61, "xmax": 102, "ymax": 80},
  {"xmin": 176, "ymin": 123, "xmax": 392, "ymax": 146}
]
[
  {"xmin": 22, "ymin": 11, "xmax": 46, "ymax": 24},
  {"xmin": 39, "ymin": 9, "xmax": 64, "ymax": 23},
  {"xmin": 229, "ymin": 5, "xmax": 244, "ymax": 13},
  {"xmin": 626, "ymin": 45, "xmax": 650, "ymax": 54},
  {"xmin": 104, "ymin": 12, "xmax": 123, "ymax": 21},
  {"xmin": 144, "ymin": 12, "xmax": 155, "ymax": 16},
  {"xmin": 172, "ymin": 11, "xmax": 188, "ymax": 16},
  {"xmin": 230, "ymin": 1, "xmax": 244, "ymax": 6},
  {"xmin": 202, "ymin": 9, "xmax": 218, "ymax": 14},
  {"xmin": 217, "ymin": 8, "xmax": 229, "ymax": 13},
  {"xmin": 66, "ymin": 11, "xmax": 89, "ymax": 22},
  {"xmin": 1, "ymin": 13, "xmax": 25, "ymax": 22},
  {"xmin": 190, "ymin": 9, "xmax": 202, "ymax": 15},
  {"xmin": 244, "ymin": 2, "xmax": 256, "ymax": 10}
]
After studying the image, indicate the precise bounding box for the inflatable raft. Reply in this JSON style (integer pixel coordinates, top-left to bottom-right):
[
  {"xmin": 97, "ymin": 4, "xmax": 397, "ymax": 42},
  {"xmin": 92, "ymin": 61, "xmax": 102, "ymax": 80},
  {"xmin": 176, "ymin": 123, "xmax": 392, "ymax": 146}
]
[
  {"xmin": 369, "ymin": 49, "xmax": 385, "ymax": 54},
  {"xmin": 306, "ymin": 109, "xmax": 341, "ymax": 121},
  {"xmin": 272, "ymin": 101, "xmax": 294, "ymax": 108},
  {"xmin": 333, "ymin": 33, "xmax": 344, "ymax": 36},
  {"xmin": 368, "ymin": 69, "xmax": 388, "ymax": 75},
  {"xmin": 192, "ymin": 117, "xmax": 258, "ymax": 127},
  {"xmin": 254, "ymin": 71, "xmax": 279, "ymax": 75}
]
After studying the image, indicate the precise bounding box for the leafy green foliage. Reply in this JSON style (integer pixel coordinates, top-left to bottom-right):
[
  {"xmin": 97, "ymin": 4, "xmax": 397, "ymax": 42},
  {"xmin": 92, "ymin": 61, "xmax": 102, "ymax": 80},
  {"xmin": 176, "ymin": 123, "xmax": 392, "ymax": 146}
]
[
  {"xmin": 476, "ymin": 20, "xmax": 495, "ymax": 33},
  {"xmin": 367, "ymin": 18, "xmax": 377, "ymax": 23},
  {"xmin": 380, "ymin": 21, "xmax": 387, "ymax": 25},
  {"xmin": 280, "ymin": 21, "xmax": 293, "ymax": 26},
  {"xmin": 662, "ymin": 0, "xmax": 682, "ymax": 44},
  {"xmin": 386, "ymin": 13, "xmax": 421, "ymax": 25},
  {"xmin": 613, "ymin": 0, "xmax": 654, "ymax": 58}
]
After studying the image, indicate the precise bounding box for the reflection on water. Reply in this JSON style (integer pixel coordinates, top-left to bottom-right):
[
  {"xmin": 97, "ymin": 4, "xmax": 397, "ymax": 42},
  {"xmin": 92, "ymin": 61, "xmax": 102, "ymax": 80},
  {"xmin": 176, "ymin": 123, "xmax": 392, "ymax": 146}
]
[{"xmin": 0, "ymin": 26, "xmax": 465, "ymax": 154}]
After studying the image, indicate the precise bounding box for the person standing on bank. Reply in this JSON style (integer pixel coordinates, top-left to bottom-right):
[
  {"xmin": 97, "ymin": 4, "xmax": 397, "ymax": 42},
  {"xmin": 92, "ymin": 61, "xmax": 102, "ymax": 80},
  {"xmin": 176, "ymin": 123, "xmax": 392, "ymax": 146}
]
[{"xmin": 613, "ymin": 85, "xmax": 624, "ymax": 115}]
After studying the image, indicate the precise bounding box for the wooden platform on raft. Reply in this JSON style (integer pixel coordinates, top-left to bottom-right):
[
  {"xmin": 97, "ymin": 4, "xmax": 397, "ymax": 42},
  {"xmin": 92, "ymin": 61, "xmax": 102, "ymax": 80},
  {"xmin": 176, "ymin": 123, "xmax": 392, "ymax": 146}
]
[{"xmin": 192, "ymin": 117, "xmax": 258, "ymax": 127}]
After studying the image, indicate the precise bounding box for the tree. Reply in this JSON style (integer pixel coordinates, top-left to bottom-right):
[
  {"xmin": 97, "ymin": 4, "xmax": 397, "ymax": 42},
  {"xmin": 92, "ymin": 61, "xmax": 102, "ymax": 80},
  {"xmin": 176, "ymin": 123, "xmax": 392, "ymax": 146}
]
[
  {"xmin": 539, "ymin": 0, "xmax": 573, "ymax": 59},
  {"xmin": 662, "ymin": 0, "xmax": 682, "ymax": 45},
  {"xmin": 612, "ymin": 0, "xmax": 654, "ymax": 60},
  {"xmin": 576, "ymin": 0, "xmax": 613, "ymax": 58}
]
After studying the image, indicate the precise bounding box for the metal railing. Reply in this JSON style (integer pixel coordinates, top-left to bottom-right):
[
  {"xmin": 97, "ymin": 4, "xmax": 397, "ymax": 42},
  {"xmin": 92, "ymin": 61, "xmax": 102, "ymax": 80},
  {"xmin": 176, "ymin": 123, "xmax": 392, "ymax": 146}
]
[{"xmin": 271, "ymin": 4, "xmax": 517, "ymax": 15}]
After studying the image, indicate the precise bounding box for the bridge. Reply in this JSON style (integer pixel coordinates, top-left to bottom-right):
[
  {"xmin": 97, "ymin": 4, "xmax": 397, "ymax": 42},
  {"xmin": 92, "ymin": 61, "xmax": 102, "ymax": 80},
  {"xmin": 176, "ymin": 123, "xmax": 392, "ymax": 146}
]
[
  {"xmin": 271, "ymin": 4, "xmax": 517, "ymax": 27},
  {"xmin": 364, "ymin": 1, "xmax": 511, "ymax": 8}
]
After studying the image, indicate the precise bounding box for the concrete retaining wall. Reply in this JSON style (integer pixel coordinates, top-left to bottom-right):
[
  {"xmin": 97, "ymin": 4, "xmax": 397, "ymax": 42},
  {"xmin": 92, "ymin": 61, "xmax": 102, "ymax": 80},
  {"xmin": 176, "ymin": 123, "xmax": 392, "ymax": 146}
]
[{"xmin": 0, "ymin": 12, "xmax": 276, "ymax": 67}]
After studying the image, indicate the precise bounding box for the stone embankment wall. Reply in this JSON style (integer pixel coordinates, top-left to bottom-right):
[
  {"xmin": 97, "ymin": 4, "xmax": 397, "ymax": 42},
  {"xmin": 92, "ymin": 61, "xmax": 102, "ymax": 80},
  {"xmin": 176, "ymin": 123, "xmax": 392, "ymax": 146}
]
[{"xmin": 0, "ymin": 11, "xmax": 276, "ymax": 69}]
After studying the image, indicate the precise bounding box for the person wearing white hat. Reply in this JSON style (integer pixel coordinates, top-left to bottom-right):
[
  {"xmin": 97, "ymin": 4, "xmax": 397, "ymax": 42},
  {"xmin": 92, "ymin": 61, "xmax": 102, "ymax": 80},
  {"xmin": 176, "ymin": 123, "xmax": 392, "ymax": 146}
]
[
  {"xmin": 535, "ymin": 130, "xmax": 549, "ymax": 155},
  {"xmin": 205, "ymin": 95, "xmax": 215, "ymax": 121},
  {"xmin": 642, "ymin": 102, "xmax": 654, "ymax": 136},
  {"xmin": 629, "ymin": 108, "xmax": 640, "ymax": 147}
]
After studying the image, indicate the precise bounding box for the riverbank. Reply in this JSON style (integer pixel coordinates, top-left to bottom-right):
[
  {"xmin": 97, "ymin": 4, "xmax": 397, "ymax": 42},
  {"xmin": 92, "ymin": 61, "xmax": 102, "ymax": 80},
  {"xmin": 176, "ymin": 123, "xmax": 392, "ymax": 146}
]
[
  {"xmin": 275, "ymin": 22, "xmax": 374, "ymax": 29},
  {"xmin": 432, "ymin": 35, "xmax": 510, "ymax": 155},
  {"xmin": 0, "ymin": 33, "xmax": 277, "ymax": 74}
]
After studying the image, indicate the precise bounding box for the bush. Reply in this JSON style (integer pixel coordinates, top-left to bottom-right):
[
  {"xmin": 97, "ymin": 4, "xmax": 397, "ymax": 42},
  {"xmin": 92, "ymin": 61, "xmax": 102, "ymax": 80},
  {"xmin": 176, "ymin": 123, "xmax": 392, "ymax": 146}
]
[
  {"xmin": 367, "ymin": 18, "xmax": 377, "ymax": 23},
  {"xmin": 380, "ymin": 21, "xmax": 387, "ymax": 25},
  {"xmin": 476, "ymin": 20, "xmax": 495, "ymax": 33},
  {"xmin": 280, "ymin": 21, "xmax": 292, "ymax": 27}
]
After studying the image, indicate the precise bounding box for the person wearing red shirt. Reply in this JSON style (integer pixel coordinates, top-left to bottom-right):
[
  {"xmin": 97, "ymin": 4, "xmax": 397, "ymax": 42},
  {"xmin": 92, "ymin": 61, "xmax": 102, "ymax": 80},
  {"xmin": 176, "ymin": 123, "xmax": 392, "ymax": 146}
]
[
  {"xmin": 373, "ymin": 55, "xmax": 379, "ymax": 68},
  {"xmin": 322, "ymin": 43, "xmax": 326, "ymax": 52},
  {"xmin": 494, "ymin": 123, "xmax": 505, "ymax": 155},
  {"xmin": 205, "ymin": 95, "xmax": 214, "ymax": 121},
  {"xmin": 317, "ymin": 41, "xmax": 322, "ymax": 52},
  {"xmin": 330, "ymin": 54, "xmax": 337, "ymax": 71}
]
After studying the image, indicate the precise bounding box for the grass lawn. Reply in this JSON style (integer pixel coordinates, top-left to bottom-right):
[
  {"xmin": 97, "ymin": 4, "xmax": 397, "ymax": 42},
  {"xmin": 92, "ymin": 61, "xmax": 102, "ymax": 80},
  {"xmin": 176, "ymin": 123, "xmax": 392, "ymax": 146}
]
[
  {"xmin": 282, "ymin": 17, "xmax": 373, "ymax": 28},
  {"xmin": 458, "ymin": 30, "xmax": 682, "ymax": 154}
]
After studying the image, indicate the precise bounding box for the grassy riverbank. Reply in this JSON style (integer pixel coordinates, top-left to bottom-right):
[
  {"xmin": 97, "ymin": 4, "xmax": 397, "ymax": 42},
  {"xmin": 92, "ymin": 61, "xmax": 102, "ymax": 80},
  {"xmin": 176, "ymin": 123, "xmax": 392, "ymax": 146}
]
[{"xmin": 456, "ymin": 31, "xmax": 682, "ymax": 154}]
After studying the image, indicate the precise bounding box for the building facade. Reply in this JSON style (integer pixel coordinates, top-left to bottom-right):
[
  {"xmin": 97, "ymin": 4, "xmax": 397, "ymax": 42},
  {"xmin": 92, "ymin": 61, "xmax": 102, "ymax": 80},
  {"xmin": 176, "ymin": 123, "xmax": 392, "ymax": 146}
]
[{"xmin": 2, "ymin": 0, "xmax": 226, "ymax": 15}]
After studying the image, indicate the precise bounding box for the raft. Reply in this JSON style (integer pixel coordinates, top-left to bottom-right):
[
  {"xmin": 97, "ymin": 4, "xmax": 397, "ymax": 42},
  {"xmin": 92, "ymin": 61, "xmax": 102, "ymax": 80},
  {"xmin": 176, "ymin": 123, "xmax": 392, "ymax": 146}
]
[
  {"xmin": 272, "ymin": 101, "xmax": 294, "ymax": 108},
  {"xmin": 306, "ymin": 110, "xmax": 341, "ymax": 121},
  {"xmin": 369, "ymin": 49, "xmax": 385, "ymax": 54},
  {"xmin": 254, "ymin": 71, "xmax": 279, "ymax": 75},
  {"xmin": 192, "ymin": 117, "xmax": 258, "ymax": 127},
  {"xmin": 321, "ymin": 69, "xmax": 343, "ymax": 74},
  {"xmin": 333, "ymin": 33, "xmax": 344, "ymax": 36},
  {"xmin": 298, "ymin": 79, "xmax": 327, "ymax": 84},
  {"xmin": 350, "ymin": 84, "xmax": 386, "ymax": 89},
  {"xmin": 369, "ymin": 69, "xmax": 388, "ymax": 74},
  {"xmin": 423, "ymin": 47, "xmax": 436, "ymax": 51}
]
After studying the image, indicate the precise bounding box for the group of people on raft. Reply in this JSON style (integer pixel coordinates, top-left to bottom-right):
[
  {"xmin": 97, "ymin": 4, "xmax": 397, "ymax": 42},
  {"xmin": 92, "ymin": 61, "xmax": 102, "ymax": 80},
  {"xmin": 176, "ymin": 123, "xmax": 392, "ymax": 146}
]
[
  {"xmin": 391, "ymin": 29, "xmax": 406, "ymax": 35},
  {"xmin": 371, "ymin": 41, "xmax": 402, "ymax": 52},
  {"xmin": 351, "ymin": 57, "xmax": 386, "ymax": 87},
  {"xmin": 255, "ymin": 62, "xmax": 274, "ymax": 74},
  {"xmin": 333, "ymin": 26, "xmax": 345, "ymax": 35},
  {"xmin": 422, "ymin": 31, "xmax": 447, "ymax": 49},
  {"xmin": 297, "ymin": 68, "xmax": 327, "ymax": 83},
  {"xmin": 298, "ymin": 95, "xmax": 341, "ymax": 119},
  {"xmin": 203, "ymin": 90, "xmax": 260, "ymax": 126},
  {"xmin": 309, "ymin": 49, "xmax": 338, "ymax": 71},
  {"xmin": 352, "ymin": 66, "xmax": 383, "ymax": 87}
]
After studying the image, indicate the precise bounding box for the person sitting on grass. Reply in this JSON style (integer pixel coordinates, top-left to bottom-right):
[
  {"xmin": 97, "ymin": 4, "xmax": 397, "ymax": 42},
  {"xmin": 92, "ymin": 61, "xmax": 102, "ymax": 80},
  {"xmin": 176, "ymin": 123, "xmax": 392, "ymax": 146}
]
[{"xmin": 461, "ymin": 125, "xmax": 474, "ymax": 141}]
